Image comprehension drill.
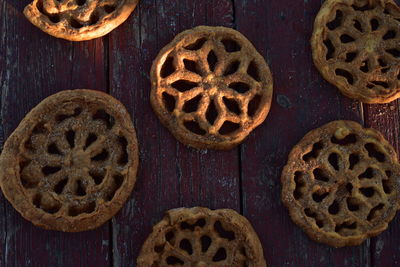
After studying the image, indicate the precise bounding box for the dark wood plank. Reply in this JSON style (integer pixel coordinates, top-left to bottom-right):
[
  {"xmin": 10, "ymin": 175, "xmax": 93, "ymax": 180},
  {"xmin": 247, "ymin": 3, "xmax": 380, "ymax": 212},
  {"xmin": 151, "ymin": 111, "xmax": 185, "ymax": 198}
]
[
  {"xmin": 108, "ymin": 0, "xmax": 238, "ymax": 266},
  {"xmin": 235, "ymin": 0, "xmax": 371, "ymax": 266},
  {"xmin": 364, "ymin": 101, "xmax": 400, "ymax": 267},
  {"xmin": 0, "ymin": 1, "xmax": 110, "ymax": 265}
]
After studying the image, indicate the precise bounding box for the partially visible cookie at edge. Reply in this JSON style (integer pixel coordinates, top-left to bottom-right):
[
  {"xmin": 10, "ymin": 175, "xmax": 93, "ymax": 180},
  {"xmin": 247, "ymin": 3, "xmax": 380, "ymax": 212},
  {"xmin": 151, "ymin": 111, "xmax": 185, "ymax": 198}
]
[
  {"xmin": 24, "ymin": 0, "xmax": 139, "ymax": 41},
  {"xmin": 150, "ymin": 26, "xmax": 273, "ymax": 150},
  {"xmin": 311, "ymin": 0, "xmax": 400, "ymax": 103},
  {"xmin": 137, "ymin": 207, "xmax": 266, "ymax": 266},
  {"xmin": 281, "ymin": 120, "xmax": 400, "ymax": 247},
  {"xmin": 0, "ymin": 89, "xmax": 139, "ymax": 232}
]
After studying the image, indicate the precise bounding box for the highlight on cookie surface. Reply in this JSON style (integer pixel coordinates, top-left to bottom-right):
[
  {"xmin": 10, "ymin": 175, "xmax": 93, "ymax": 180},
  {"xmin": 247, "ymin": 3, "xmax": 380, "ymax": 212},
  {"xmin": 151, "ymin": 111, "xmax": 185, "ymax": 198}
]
[
  {"xmin": 311, "ymin": 0, "xmax": 400, "ymax": 103},
  {"xmin": 0, "ymin": 89, "xmax": 139, "ymax": 232},
  {"xmin": 137, "ymin": 207, "xmax": 266, "ymax": 267},
  {"xmin": 24, "ymin": 0, "xmax": 140, "ymax": 41},
  {"xmin": 150, "ymin": 26, "xmax": 273, "ymax": 150},
  {"xmin": 281, "ymin": 120, "xmax": 400, "ymax": 247}
]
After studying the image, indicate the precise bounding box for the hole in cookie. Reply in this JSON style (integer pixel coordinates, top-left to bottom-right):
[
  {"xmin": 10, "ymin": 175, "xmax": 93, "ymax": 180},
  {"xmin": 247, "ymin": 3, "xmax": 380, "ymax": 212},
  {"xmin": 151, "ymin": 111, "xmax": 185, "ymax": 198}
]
[
  {"xmin": 104, "ymin": 5, "xmax": 116, "ymax": 13},
  {"xmin": 93, "ymin": 109, "xmax": 115, "ymax": 129},
  {"xmin": 75, "ymin": 180, "xmax": 86, "ymax": 196},
  {"xmin": 303, "ymin": 142, "xmax": 323, "ymax": 161},
  {"xmin": 162, "ymin": 92, "xmax": 176, "ymax": 112},
  {"xmin": 183, "ymin": 95, "xmax": 202, "ymax": 113},
  {"xmin": 76, "ymin": 0, "xmax": 86, "ymax": 5},
  {"xmin": 229, "ymin": 82, "xmax": 250, "ymax": 94},
  {"xmin": 385, "ymin": 170, "xmax": 392, "ymax": 177},
  {"xmin": 171, "ymin": 80, "xmax": 198, "ymax": 92},
  {"xmin": 360, "ymin": 60, "xmax": 369, "ymax": 73},
  {"xmin": 89, "ymin": 13, "xmax": 99, "ymax": 25},
  {"xmin": 327, "ymin": 10, "xmax": 343, "ymax": 30},
  {"xmin": 201, "ymin": 235, "xmax": 212, "ymax": 252},
  {"xmin": 365, "ymin": 143, "xmax": 386, "ymax": 162},
  {"xmin": 340, "ymin": 34, "xmax": 355, "ymax": 43},
  {"xmin": 184, "ymin": 120, "xmax": 206, "ymax": 135},
  {"xmin": 221, "ymin": 39, "xmax": 241, "ymax": 52},
  {"xmin": 335, "ymin": 221, "xmax": 357, "ymax": 234},
  {"xmin": 183, "ymin": 59, "xmax": 201, "ymax": 75},
  {"xmin": 179, "ymin": 239, "xmax": 193, "ymax": 255},
  {"xmin": 56, "ymin": 107, "xmax": 81, "ymax": 122},
  {"xmin": 346, "ymin": 183, "xmax": 353, "ymax": 194},
  {"xmin": 21, "ymin": 174, "xmax": 39, "ymax": 189},
  {"xmin": 54, "ymin": 178, "xmax": 68, "ymax": 194},
  {"xmin": 180, "ymin": 218, "xmax": 206, "ymax": 231},
  {"xmin": 33, "ymin": 122, "xmax": 47, "ymax": 134},
  {"xmin": 214, "ymin": 221, "xmax": 235, "ymax": 241},
  {"xmin": 33, "ymin": 194, "xmax": 42, "ymax": 209},
  {"xmin": 65, "ymin": 130, "xmax": 75, "ymax": 148},
  {"xmin": 294, "ymin": 171, "xmax": 305, "ymax": 199},
  {"xmin": 367, "ymin": 203, "xmax": 384, "ymax": 221},
  {"xmin": 206, "ymin": 100, "xmax": 218, "ymax": 125},
  {"xmin": 383, "ymin": 30, "xmax": 396, "ymax": 40},
  {"xmin": 154, "ymin": 245, "xmax": 164, "ymax": 253},
  {"xmin": 242, "ymin": 96, "xmax": 261, "ymax": 122},
  {"xmin": 328, "ymin": 153, "xmax": 340, "ymax": 171},
  {"xmin": 166, "ymin": 256, "xmax": 184, "ymax": 265},
  {"xmin": 48, "ymin": 14, "xmax": 60, "ymax": 24},
  {"xmin": 33, "ymin": 194, "xmax": 61, "ymax": 214},
  {"xmin": 335, "ymin": 69, "xmax": 354, "ymax": 85},
  {"xmin": 212, "ymin": 248, "xmax": 227, "ymax": 262},
  {"xmin": 70, "ymin": 19, "xmax": 83, "ymax": 29},
  {"xmin": 353, "ymin": 20, "xmax": 363, "ymax": 32},
  {"xmin": 184, "ymin": 38, "xmax": 207, "ymax": 50},
  {"xmin": 349, "ymin": 153, "xmax": 360, "ymax": 170},
  {"xmin": 347, "ymin": 197, "xmax": 360, "ymax": 211},
  {"xmin": 161, "ymin": 56, "xmax": 176, "ymax": 78},
  {"xmin": 304, "ymin": 208, "xmax": 316, "ymax": 218},
  {"xmin": 371, "ymin": 81, "xmax": 389, "ymax": 88},
  {"xmin": 323, "ymin": 39, "xmax": 335, "ymax": 60},
  {"xmin": 219, "ymin": 121, "xmax": 240, "ymax": 135},
  {"xmin": 223, "ymin": 97, "xmax": 241, "ymax": 115},
  {"xmin": 207, "ymin": 50, "xmax": 218, "ymax": 72},
  {"xmin": 89, "ymin": 169, "xmax": 105, "ymax": 185},
  {"xmin": 91, "ymin": 149, "xmax": 109, "ymax": 161},
  {"xmin": 224, "ymin": 61, "xmax": 240, "ymax": 76},
  {"xmin": 42, "ymin": 166, "xmax": 61, "ymax": 176},
  {"xmin": 382, "ymin": 179, "xmax": 393, "ymax": 194},
  {"xmin": 370, "ymin": 19, "xmax": 379, "ymax": 31},
  {"xmin": 386, "ymin": 49, "xmax": 400, "ymax": 58},
  {"xmin": 360, "ymin": 187, "xmax": 375, "ymax": 198},
  {"xmin": 379, "ymin": 59, "xmax": 389, "ymax": 73},
  {"xmin": 328, "ymin": 200, "xmax": 340, "ymax": 215},
  {"xmin": 106, "ymin": 174, "xmax": 124, "ymax": 201},
  {"xmin": 359, "ymin": 167, "xmax": 374, "ymax": 179},
  {"xmin": 312, "ymin": 190, "xmax": 329, "ymax": 203},
  {"xmin": 247, "ymin": 61, "xmax": 261, "ymax": 82},
  {"xmin": 118, "ymin": 136, "xmax": 129, "ymax": 166},
  {"xmin": 48, "ymin": 143, "xmax": 63, "ymax": 155},
  {"xmin": 84, "ymin": 133, "xmax": 98, "ymax": 150},
  {"xmin": 345, "ymin": 52, "xmax": 357, "ymax": 62},
  {"xmin": 352, "ymin": 4, "xmax": 374, "ymax": 11},
  {"xmin": 68, "ymin": 201, "xmax": 96, "ymax": 217},
  {"xmin": 331, "ymin": 133, "xmax": 357, "ymax": 145},
  {"xmin": 165, "ymin": 231, "xmax": 174, "ymax": 242}
]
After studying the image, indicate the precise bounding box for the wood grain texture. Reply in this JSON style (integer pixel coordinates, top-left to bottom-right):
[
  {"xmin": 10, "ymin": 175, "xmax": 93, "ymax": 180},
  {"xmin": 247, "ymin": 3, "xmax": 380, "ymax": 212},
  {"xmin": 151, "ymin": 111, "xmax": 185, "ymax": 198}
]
[
  {"xmin": 108, "ymin": 1, "xmax": 239, "ymax": 266},
  {"xmin": 235, "ymin": 0, "xmax": 373, "ymax": 266},
  {"xmin": 0, "ymin": 1, "xmax": 110, "ymax": 265}
]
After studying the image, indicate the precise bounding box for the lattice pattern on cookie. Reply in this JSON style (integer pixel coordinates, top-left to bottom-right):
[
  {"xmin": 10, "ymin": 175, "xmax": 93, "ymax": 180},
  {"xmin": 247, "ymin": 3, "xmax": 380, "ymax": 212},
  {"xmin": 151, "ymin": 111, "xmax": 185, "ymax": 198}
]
[
  {"xmin": 151, "ymin": 26, "xmax": 273, "ymax": 149},
  {"xmin": 312, "ymin": 0, "xmax": 400, "ymax": 103},
  {"xmin": 34, "ymin": 0, "xmax": 123, "ymax": 28},
  {"xmin": 281, "ymin": 121, "xmax": 400, "ymax": 247},
  {"xmin": 19, "ymin": 102, "xmax": 129, "ymax": 217},
  {"xmin": 137, "ymin": 208, "xmax": 266, "ymax": 267}
]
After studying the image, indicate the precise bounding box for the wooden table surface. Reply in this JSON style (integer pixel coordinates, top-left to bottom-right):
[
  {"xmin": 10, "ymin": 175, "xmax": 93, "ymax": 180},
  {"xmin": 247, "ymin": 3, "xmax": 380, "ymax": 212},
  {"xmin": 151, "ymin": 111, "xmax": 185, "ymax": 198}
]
[{"xmin": 1, "ymin": 0, "xmax": 400, "ymax": 266}]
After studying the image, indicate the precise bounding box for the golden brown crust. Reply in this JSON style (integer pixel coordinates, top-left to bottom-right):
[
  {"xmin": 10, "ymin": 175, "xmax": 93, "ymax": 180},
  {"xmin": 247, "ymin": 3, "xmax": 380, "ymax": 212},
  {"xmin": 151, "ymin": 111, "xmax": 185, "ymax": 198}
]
[
  {"xmin": 24, "ymin": 0, "xmax": 139, "ymax": 41},
  {"xmin": 137, "ymin": 207, "xmax": 266, "ymax": 267},
  {"xmin": 311, "ymin": 0, "xmax": 400, "ymax": 103},
  {"xmin": 281, "ymin": 120, "xmax": 400, "ymax": 247},
  {"xmin": 150, "ymin": 26, "xmax": 273, "ymax": 150},
  {"xmin": 0, "ymin": 89, "xmax": 139, "ymax": 232}
]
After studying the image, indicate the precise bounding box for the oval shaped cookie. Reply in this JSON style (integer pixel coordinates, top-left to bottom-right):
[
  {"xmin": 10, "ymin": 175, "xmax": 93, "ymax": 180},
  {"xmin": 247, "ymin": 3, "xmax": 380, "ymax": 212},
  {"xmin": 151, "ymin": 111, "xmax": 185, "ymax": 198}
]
[
  {"xmin": 24, "ymin": 0, "xmax": 139, "ymax": 41},
  {"xmin": 150, "ymin": 26, "xmax": 273, "ymax": 149},
  {"xmin": 0, "ymin": 89, "xmax": 139, "ymax": 232},
  {"xmin": 311, "ymin": 0, "xmax": 400, "ymax": 103},
  {"xmin": 281, "ymin": 120, "xmax": 400, "ymax": 247},
  {"xmin": 137, "ymin": 207, "xmax": 266, "ymax": 266}
]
